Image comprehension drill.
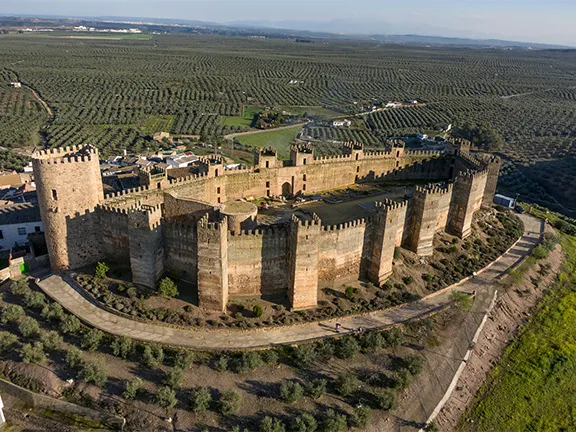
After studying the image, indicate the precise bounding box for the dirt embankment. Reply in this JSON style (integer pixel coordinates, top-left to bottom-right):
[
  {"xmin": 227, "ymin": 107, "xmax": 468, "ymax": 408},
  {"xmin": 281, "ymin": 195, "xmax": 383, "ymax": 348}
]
[{"xmin": 435, "ymin": 229, "xmax": 563, "ymax": 431}]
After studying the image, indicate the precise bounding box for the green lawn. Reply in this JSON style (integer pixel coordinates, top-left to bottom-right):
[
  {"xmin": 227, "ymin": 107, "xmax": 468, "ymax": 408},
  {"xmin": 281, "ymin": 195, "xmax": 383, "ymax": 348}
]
[
  {"xmin": 461, "ymin": 233, "xmax": 576, "ymax": 432},
  {"xmin": 221, "ymin": 105, "xmax": 264, "ymax": 127},
  {"xmin": 235, "ymin": 125, "xmax": 302, "ymax": 159}
]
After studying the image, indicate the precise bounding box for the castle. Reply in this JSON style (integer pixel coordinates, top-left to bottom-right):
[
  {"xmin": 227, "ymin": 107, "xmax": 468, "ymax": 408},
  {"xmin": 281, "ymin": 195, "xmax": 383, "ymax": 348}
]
[{"xmin": 32, "ymin": 139, "xmax": 500, "ymax": 312}]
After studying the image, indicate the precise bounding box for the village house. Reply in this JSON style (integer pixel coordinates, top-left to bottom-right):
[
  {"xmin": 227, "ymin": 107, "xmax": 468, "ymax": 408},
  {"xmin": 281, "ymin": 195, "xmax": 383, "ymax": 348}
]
[{"xmin": 0, "ymin": 203, "xmax": 42, "ymax": 250}]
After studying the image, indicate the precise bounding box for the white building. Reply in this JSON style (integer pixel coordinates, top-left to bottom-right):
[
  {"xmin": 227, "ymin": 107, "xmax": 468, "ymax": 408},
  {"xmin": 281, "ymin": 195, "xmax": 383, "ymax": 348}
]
[
  {"xmin": 166, "ymin": 153, "xmax": 198, "ymax": 168},
  {"xmin": 10, "ymin": 82, "xmax": 21, "ymax": 88},
  {"xmin": 0, "ymin": 203, "xmax": 43, "ymax": 250},
  {"xmin": 332, "ymin": 119, "xmax": 352, "ymax": 127}
]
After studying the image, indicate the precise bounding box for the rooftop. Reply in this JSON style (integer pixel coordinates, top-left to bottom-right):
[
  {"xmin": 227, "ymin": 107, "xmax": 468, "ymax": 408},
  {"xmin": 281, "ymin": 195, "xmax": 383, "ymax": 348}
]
[{"xmin": 0, "ymin": 203, "xmax": 42, "ymax": 226}]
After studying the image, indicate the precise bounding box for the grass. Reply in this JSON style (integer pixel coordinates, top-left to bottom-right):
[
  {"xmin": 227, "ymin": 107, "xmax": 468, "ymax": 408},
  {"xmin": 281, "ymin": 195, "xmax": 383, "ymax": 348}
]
[
  {"xmin": 235, "ymin": 125, "xmax": 302, "ymax": 159},
  {"xmin": 140, "ymin": 114, "xmax": 175, "ymax": 134},
  {"xmin": 461, "ymin": 233, "xmax": 576, "ymax": 432},
  {"xmin": 221, "ymin": 106, "xmax": 264, "ymax": 127}
]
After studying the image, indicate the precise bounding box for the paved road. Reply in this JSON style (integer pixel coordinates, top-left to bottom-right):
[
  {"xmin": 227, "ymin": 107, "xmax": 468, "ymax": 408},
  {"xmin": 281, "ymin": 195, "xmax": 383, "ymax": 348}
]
[{"xmin": 37, "ymin": 214, "xmax": 542, "ymax": 351}]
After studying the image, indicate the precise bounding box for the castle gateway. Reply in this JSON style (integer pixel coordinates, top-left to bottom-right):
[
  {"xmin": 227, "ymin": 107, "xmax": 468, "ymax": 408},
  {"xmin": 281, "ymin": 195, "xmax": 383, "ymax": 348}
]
[{"xmin": 32, "ymin": 140, "xmax": 499, "ymax": 312}]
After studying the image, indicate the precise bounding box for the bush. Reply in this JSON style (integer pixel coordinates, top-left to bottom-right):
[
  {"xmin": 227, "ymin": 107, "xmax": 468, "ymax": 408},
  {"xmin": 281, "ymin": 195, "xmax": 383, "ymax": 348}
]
[
  {"xmin": 372, "ymin": 389, "xmax": 396, "ymax": 410},
  {"xmin": 60, "ymin": 315, "xmax": 81, "ymax": 334},
  {"xmin": 164, "ymin": 367, "xmax": 184, "ymax": 389},
  {"xmin": 214, "ymin": 355, "xmax": 229, "ymax": 372},
  {"xmin": 19, "ymin": 342, "xmax": 46, "ymax": 364},
  {"xmin": 23, "ymin": 291, "xmax": 46, "ymax": 310},
  {"xmin": 261, "ymin": 349, "xmax": 279, "ymax": 366},
  {"xmin": 123, "ymin": 377, "xmax": 142, "ymax": 400},
  {"xmin": 0, "ymin": 331, "xmax": 17, "ymax": 353},
  {"xmin": 449, "ymin": 291, "xmax": 472, "ymax": 312},
  {"xmin": 336, "ymin": 336, "xmax": 360, "ymax": 359},
  {"xmin": 233, "ymin": 351, "xmax": 264, "ymax": 373},
  {"xmin": 1, "ymin": 304, "xmax": 25, "ymax": 323},
  {"xmin": 361, "ymin": 331, "xmax": 385, "ymax": 352},
  {"xmin": 321, "ymin": 409, "xmax": 347, "ymax": 432},
  {"xmin": 66, "ymin": 346, "xmax": 83, "ymax": 368},
  {"xmin": 252, "ymin": 304, "xmax": 263, "ymax": 318},
  {"xmin": 345, "ymin": 286, "xmax": 355, "ymax": 300},
  {"xmin": 335, "ymin": 372, "xmax": 359, "ymax": 397},
  {"xmin": 280, "ymin": 380, "xmax": 304, "ymax": 403},
  {"xmin": 402, "ymin": 276, "xmax": 414, "ymax": 285},
  {"xmin": 424, "ymin": 421, "xmax": 439, "ymax": 432},
  {"xmin": 393, "ymin": 368, "xmax": 412, "ymax": 390},
  {"xmin": 532, "ymin": 245, "xmax": 548, "ymax": 260},
  {"xmin": 402, "ymin": 355, "xmax": 425, "ymax": 376},
  {"xmin": 293, "ymin": 344, "xmax": 317, "ymax": 368},
  {"xmin": 554, "ymin": 219, "xmax": 576, "ymax": 235},
  {"xmin": 219, "ymin": 390, "xmax": 241, "ymax": 415},
  {"xmin": 41, "ymin": 331, "xmax": 63, "ymax": 351},
  {"xmin": 18, "ymin": 316, "xmax": 40, "ymax": 338},
  {"xmin": 382, "ymin": 328, "xmax": 404, "ymax": 348},
  {"xmin": 95, "ymin": 262, "xmax": 109, "ymax": 279},
  {"xmin": 173, "ymin": 349, "xmax": 195, "ymax": 369},
  {"xmin": 81, "ymin": 329, "xmax": 104, "ymax": 351},
  {"xmin": 542, "ymin": 232, "xmax": 559, "ymax": 251},
  {"xmin": 41, "ymin": 302, "xmax": 64, "ymax": 321},
  {"xmin": 158, "ymin": 277, "xmax": 179, "ymax": 297},
  {"xmin": 10, "ymin": 279, "xmax": 31, "ymax": 296},
  {"xmin": 79, "ymin": 359, "xmax": 108, "ymax": 387},
  {"xmin": 141, "ymin": 344, "xmax": 164, "ymax": 368},
  {"xmin": 190, "ymin": 387, "xmax": 212, "ymax": 413},
  {"xmin": 156, "ymin": 385, "xmax": 177, "ymax": 411},
  {"xmin": 126, "ymin": 287, "xmax": 138, "ymax": 299},
  {"xmin": 291, "ymin": 413, "xmax": 318, "ymax": 432},
  {"xmin": 350, "ymin": 405, "xmax": 371, "ymax": 428},
  {"xmin": 306, "ymin": 378, "xmax": 327, "ymax": 399},
  {"xmin": 259, "ymin": 416, "xmax": 286, "ymax": 432},
  {"xmin": 110, "ymin": 337, "xmax": 134, "ymax": 360}
]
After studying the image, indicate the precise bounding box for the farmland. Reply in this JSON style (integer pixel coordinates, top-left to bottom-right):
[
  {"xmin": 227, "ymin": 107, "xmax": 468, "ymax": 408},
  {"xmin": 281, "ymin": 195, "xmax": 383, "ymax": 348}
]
[{"xmin": 0, "ymin": 34, "xmax": 575, "ymax": 212}]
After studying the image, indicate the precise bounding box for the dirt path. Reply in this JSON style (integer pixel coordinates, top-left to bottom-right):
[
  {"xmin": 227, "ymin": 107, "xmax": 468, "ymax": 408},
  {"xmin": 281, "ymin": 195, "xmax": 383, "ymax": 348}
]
[
  {"xmin": 223, "ymin": 122, "xmax": 308, "ymax": 140},
  {"xmin": 36, "ymin": 214, "xmax": 541, "ymax": 351},
  {"xmin": 22, "ymin": 84, "xmax": 53, "ymax": 118}
]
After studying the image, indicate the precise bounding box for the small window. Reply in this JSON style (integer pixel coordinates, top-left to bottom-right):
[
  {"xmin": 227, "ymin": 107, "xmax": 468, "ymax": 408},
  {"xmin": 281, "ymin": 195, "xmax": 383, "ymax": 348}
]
[
  {"xmin": 303, "ymin": 184, "xmax": 307, "ymax": 191},
  {"xmin": 217, "ymin": 197, "xmax": 221, "ymax": 204},
  {"xmin": 215, "ymin": 169, "xmax": 219, "ymax": 177},
  {"xmin": 396, "ymin": 150, "xmax": 400, "ymax": 158},
  {"xmin": 18, "ymin": 227, "xmax": 26, "ymax": 236},
  {"xmin": 265, "ymin": 161, "xmax": 269, "ymax": 168},
  {"xmin": 0, "ymin": 230, "xmax": 3, "ymax": 239},
  {"xmin": 51, "ymin": 189, "xmax": 58, "ymax": 200},
  {"xmin": 266, "ymin": 181, "xmax": 270, "ymax": 188},
  {"xmin": 34, "ymin": 226, "xmax": 41, "ymax": 232},
  {"xmin": 303, "ymin": 174, "xmax": 307, "ymax": 181},
  {"xmin": 157, "ymin": 182, "xmax": 161, "ymax": 189},
  {"xmin": 355, "ymin": 153, "xmax": 359, "ymax": 160},
  {"xmin": 217, "ymin": 187, "xmax": 221, "ymax": 194},
  {"xmin": 356, "ymin": 166, "xmax": 360, "ymax": 173},
  {"xmin": 303, "ymin": 158, "xmax": 307, "ymax": 165},
  {"xmin": 267, "ymin": 190, "xmax": 271, "ymax": 197}
]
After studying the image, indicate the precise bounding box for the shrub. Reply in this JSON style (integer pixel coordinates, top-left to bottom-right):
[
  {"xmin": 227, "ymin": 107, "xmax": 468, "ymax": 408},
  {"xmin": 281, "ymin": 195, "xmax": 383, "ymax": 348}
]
[
  {"xmin": 19, "ymin": 342, "xmax": 46, "ymax": 364},
  {"xmin": 95, "ymin": 262, "xmax": 109, "ymax": 279},
  {"xmin": 60, "ymin": 315, "xmax": 81, "ymax": 334},
  {"xmin": 158, "ymin": 277, "xmax": 179, "ymax": 297},
  {"xmin": 164, "ymin": 367, "xmax": 184, "ymax": 389},
  {"xmin": 79, "ymin": 359, "xmax": 108, "ymax": 387},
  {"xmin": 233, "ymin": 351, "xmax": 264, "ymax": 373},
  {"xmin": 18, "ymin": 316, "xmax": 40, "ymax": 338},
  {"xmin": 66, "ymin": 346, "xmax": 83, "ymax": 368},
  {"xmin": 336, "ymin": 336, "xmax": 360, "ymax": 359},
  {"xmin": 110, "ymin": 337, "xmax": 134, "ymax": 360},
  {"xmin": 335, "ymin": 372, "xmax": 359, "ymax": 397},
  {"xmin": 155, "ymin": 385, "xmax": 177, "ymax": 411},
  {"xmin": 173, "ymin": 349, "xmax": 195, "ymax": 369},
  {"xmin": 402, "ymin": 355, "xmax": 425, "ymax": 376},
  {"xmin": 41, "ymin": 331, "xmax": 63, "ymax": 351},
  {"xmin": 123, "ymin": 377, "xmax": 142, "ymax": 400},
  {"xmin": 81, "ymin": 329, "xmax": 104, "ymax": 351},
  {"xmin": 382, "ymin": 328, "xmax": 404, "ymax": 348},
  {"xmin": 345, "ymin": 286, "xmax": 355, "ymax": 300},
  {"xmin": 41, "ymin": 302, "xmax": 64, "ymax": 321},
  {"xmin": 321, "ymin": 409, "xmax": 347, "ymax": 432},
  {"xmin": 1, "ymin": 304, "xmax": 25, "ymax": 323},
  {"xmin": 449, "ymin": 291, "xmax": 472, "ymax": 312},
  {"xmin": 361, "ymin": 331, "xmax": 385, "ymax": 352},
  {"xmin": 11, "ymin": 279, "xmax": 31, "ymax": 296},
  {"xmin": 190, "ymin": 387, "xmax": 212, "ymax": 413},
  {"xmin": 141, "ymin": 344, "xmax": 164, "ymax": 368},
  {"xmin": 126, "ymin": 287, "xmax": 138, "ymax": 299},
  {"xmin": 259, "ymin": 416, "xmax": 286, "ymax": 432},
  {"xmin": 372, "ymin": 389, "xmax": 396, "ymax": 410},
  {"xmin": 219, "ymin": 390, "xmax": 241, "ymax": 415},
  {"xmin": 280, "ymin": 380, "xmax": 304, "ymax": 403},
  {"xmin": 214, "ymin": 355, "xmax": 229, "ymax": 372},
  {"xmin": 0, "ymin": 331, "xmax": 17, "ymax": 353},
  {"xmin": 532, "ymin": 245, "xmax": 548, "ymax": 260},
  {"xmin": 350, "ymin": 405, "xmax": 371, "ymax": 428},
  {"xmin": 291, "ymin": 413, "xmax": 318, "ymax": 432},
  {"xmin": 306, "ymin": 378, "xmax": 327, "ymax": 399},
  {"xmin": 424, "ymin": 421, "xmax": 439, "ymax": 432},
  {"xmin": 554, "ymin": 219, "xmax": 576, "ymax": 235},
  {"xmin": 542, "ymin": 232, "xmax": 559, "ymax": 251},
  {"xmin": 293, "ymin": 344, "xmax": 318, "ymax": 368},
  {"xmin": 393, "ymin": 368, "xmax": 412, "ymax": 390},
  {"xmin": 261, "ymin": 349, "xmax": 279, "ymax": 366},
  {"xmin": 252, "ymin": 304, "xmax": 263, "ymax": 318},
  {"xmin": 23, "ymin": 291, "xmax": 46, "ymax": 309},
  {"xmin": 402, "ymin": 276, "xmax": 414, "ymax": 285}
]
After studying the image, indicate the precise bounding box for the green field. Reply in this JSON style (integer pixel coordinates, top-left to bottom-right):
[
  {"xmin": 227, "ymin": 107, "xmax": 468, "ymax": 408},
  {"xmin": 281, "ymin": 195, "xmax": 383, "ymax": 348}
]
[
  {"xmin": 235, "ymin": 125, "xmax": 302, "ymax": 159},
  {"xmin": 461, "ymin": 233, "xmax": 576, "ymax": 432},
  {"xmin": 140, "ymin": 114, "xmax": 175, "ymax": 134},
  {"xmin": 221, "ymin": 106, "xmax": 264, "ymax": 127}
]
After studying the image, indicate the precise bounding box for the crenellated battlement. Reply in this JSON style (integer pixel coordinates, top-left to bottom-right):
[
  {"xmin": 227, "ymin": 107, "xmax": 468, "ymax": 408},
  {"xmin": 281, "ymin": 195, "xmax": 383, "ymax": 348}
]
[
  {"xmin": 374, "ymin": 198, "xmax": 409, "ymax": 212},
  {"xmin": 457, "ymin": 168, "xmax": 489, "ymax": 181},
  {"xmin": 290, "ymin": 143, "xmax": 314, "ymax": 154},
  {"xmin": 33, "ymin": 144, "xmax": 99, "ymax": 160},
  {"xmin": 322, "ymin": 217, "xmax": 368, "ymax": 231},
  {"xmin": 405, "ymin": 149, "xmax": 443, "ymax": 157},
  {"xmin": 415, "ymin": 182, "xmax": 453, "ymax": 196},
  {"xmin": 198, "ymin": 213, "xmax": 225, "ymax": 231},
  {"xmin": 291, "ymin": 213, "xmax": 321, "ymax": 227}
]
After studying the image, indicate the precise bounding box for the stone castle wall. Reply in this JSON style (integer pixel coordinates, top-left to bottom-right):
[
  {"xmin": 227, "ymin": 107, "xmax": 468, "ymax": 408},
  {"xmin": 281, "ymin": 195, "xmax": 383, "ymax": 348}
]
[{"xmin": 33, "ymin": 140, "xmax": 500, "ymax": 311}]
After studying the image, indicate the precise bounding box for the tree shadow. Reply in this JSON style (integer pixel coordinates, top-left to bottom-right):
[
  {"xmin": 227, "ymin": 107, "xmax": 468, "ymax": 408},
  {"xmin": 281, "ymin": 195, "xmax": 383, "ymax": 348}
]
[{"xmin": 237, "ymin": 379, "xmax": 279, "ymax": 398}]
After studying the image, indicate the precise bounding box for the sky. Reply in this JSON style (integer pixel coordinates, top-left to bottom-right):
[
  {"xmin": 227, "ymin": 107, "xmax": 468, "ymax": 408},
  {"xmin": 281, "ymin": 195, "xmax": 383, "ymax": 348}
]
[{"xmin": 1, "ymin": 0, "xmax": 575, "ymax": 45}]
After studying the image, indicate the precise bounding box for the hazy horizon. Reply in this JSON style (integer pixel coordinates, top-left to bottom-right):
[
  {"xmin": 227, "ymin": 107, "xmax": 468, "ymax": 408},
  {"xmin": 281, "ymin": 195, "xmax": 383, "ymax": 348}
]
[{"xmin": 1, "ymin": 0, "xmax": 574, "ymax": 45}]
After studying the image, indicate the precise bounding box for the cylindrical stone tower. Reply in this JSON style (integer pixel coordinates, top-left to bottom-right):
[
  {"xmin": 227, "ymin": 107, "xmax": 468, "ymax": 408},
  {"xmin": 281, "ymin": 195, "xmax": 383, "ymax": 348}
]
[
  {"xmin": 32, "ymin": 145, "xmax": 104, "ymax": 270},
  {"xmin": 220, "ymin": 201, "xmax": 257, "ymax": 233}
]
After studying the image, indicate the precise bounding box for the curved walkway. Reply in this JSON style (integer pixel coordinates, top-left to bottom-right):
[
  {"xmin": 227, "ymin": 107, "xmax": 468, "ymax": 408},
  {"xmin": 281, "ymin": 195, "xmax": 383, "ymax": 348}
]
[{"xmin": 36, "ymin": 214, "xmax": 542, "ymax": 351}]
